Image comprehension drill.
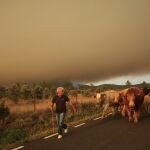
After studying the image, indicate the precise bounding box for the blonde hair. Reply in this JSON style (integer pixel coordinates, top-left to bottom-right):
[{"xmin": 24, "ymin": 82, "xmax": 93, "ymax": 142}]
[{"xmin": 56, "ymin": 87, "xmax": 65, "ymax": 93}]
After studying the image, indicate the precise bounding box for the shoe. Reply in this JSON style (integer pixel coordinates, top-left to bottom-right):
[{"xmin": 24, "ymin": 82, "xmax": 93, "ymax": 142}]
[
  {"xmin": 64, "ymin": 128, "xmax": 68, "ymax": 134},
  {"xmin": 58, "ymin": 134, "xmax": 62, "ymax": 139}
]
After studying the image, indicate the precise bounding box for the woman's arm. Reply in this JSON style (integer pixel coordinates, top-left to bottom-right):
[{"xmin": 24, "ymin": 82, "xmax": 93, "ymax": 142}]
[{"xmin": 67, "ymin": 100, "xmax": 76, "ymax": 114}]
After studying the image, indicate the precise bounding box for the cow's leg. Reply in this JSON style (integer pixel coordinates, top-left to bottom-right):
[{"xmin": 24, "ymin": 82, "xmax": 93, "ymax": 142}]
[
  {"xmin": 133, "ymin": 111, "xmax": 138, "ymax": 123},
  {"xmin": 121, "ymin": 105, "xmax": 126, "ymax": 117},
  {"xmin": 134, "ymin": 109, "xmax": 141, "ymax": 123},
  {"xmin": 111, "ymin": 107, "xmax": 116, "ymax": 116},
  {"xmin": 128, "ymin": 111, "xmax": 132, "ymax": 122},
  {"xmin": 126, "ymin": 106, "xmax": 132, "ymax": 122},
  {"xmin": 118, "ymin": 105, "xmax": 121, "ymax": 112},
  {"xmin": 102, "ymin": 104, "xmax": 109, "ymax": 118},
  {"xmin": 118, "ymin": 104, "xmax": 123, "ymax": 113},
  {"xmin": 137, "ymin": 109, "xmax": 140, "ymax": 119}
]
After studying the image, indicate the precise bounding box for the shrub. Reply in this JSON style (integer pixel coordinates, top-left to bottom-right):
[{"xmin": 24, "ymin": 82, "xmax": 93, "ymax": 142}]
[
  {"xmin": 0, "ymin": 104, "xmax": 10, "ymax": 129},
  {"xmin": 0, "ymin": 129, "xmax": 27, "ymax": 146}
]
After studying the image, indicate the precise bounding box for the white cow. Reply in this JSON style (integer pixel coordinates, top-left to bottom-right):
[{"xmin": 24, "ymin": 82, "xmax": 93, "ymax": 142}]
[{"xmin": 96, "ymin": 90, "xmax": 121, "ymax": 118}]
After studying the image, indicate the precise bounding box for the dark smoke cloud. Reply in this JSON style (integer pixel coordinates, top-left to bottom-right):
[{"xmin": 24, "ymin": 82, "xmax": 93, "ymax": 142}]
[{"xmin": 0, "ymin": 0, "xmax": 150, "ymax": 83}]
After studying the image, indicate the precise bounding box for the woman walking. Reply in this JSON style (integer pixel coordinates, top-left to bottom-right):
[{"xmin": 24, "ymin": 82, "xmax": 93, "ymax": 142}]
[{"xmin": 51, "ymin": 87, "xmax": 76, "ymax": 139}]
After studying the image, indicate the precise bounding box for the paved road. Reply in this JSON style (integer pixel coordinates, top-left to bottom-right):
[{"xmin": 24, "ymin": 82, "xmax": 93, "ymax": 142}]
[{"xmin": 23, "ymin": 114, "xmax": 150, "ymax": 150}]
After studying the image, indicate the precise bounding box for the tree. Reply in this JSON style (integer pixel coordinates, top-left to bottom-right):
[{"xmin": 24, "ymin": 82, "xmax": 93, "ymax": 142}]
[
  {"xmin": 126, "ymin": 80, "xmax": 132, "ymax": 87},
  {"xmin": 62, "ymin": 81, "xmax": 74, "ymax": 90},
  {"xmin": 43, "ymin": 87, "xmax": 50, "ymax": 99},
  {"xmin": 31, "ymin": 85, "xmax": 43, "ymax": 112},
  {"xmin": 49, "ymin": 86, "xmax": 56, "ymax": 99},
  {"xmin": 7, "ymin": 84, "xmax": 20, "ymax": 101},
  {"xmin": 20, "ymin": 84, "xmax": 31, "ymax": 100},
  {"xmin": 0, "ymin": 103, "xmax": 10, "ymax": 129},
  {"xmin": 142, "ymin": 81, "xmax": 147, "ymax": 87},
  {"xmin": 0, "ymin": 85, "xmax": 6, "ymax": 99},
  {"xmin": 69, "ymin": 90, "xmax": 78, "ymax": 101},
  {"xmin": 32, "ymin": 85, "xmax": 43, "ymax": 99}
]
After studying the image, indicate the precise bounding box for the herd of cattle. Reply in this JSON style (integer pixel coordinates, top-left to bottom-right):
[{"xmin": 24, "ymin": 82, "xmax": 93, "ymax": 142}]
[{"xmin": 95, "ymin": 87, "xmax": 150, "ymax": 123}]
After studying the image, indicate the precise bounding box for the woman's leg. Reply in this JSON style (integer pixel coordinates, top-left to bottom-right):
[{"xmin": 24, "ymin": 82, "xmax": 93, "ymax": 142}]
[
  {"xmin": 59, "ymin": 113, "xmax": 67, "ymax": 130},
  {"xmin": 56, "ymin": 113, "xmax": 63, "ymax": 135}
]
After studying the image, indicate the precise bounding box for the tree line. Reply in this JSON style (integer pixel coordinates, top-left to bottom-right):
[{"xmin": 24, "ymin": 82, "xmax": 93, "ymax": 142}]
[
  {"xmin": 0, "ymin": 80, "xmax": 148, "ymax": 102},
  {"xmin": 0, "ymin": 81, "xmax": 74, "ymax": 101}
]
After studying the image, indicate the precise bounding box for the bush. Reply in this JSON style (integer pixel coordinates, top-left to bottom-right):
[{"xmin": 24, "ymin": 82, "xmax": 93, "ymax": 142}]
[
  {"xmin": 0, "ymin": 129, "xmax": 27, "ymax": 146},
  {"xmin": 0, "ymin": 104, "xmax": 10, "ymax": 129}
]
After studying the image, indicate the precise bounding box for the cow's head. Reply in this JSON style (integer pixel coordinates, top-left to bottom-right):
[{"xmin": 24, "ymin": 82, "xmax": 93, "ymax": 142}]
[
  {"xmin": 96, "ymin": 93, "xmax": 105, "ymax": 106},
  {"xmin": 113, "ymin": 92, "xmax": 124, "ymax": 108},
  {"xmin": 126, "ymin": 93, "xmax": 135, "ymax": 109},
  {"xmin": 96, "ymin": 93, "xmax": 101, "ymax": 104},
  {"xmin": 96, "ymin": 93, "xmax": 101, "ymax": 99},
  {"xmin": 114, "ymin": 92, "xmax": 122, "ymax": 103}
]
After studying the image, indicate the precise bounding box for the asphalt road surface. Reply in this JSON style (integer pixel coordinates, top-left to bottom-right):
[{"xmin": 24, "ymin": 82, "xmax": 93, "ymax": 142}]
[{"xmin": 22, "ymin": 113, "xmax": 150, "ymax": 150}]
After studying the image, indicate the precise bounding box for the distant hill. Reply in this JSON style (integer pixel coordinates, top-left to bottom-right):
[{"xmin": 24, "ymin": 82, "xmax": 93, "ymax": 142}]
[
  {"xmin": 96, "ymin": 83, "xmax": 150, "ymax": 90},
  {"xmin": 75, "ymin": 83, "xmax": 150, "ymax": 90}
]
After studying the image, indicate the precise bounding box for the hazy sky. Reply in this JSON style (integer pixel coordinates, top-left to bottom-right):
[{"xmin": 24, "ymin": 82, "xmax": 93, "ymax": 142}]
[
  {"xmin": 90, "ymin": 74, "xmax": 150, "ymax": 85},
  {"xmin": 0, "ymin": 0, "xmax": 150, "ymax": 84}
]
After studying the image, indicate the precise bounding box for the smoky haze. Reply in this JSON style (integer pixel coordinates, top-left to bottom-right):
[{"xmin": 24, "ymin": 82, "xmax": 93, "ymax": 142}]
[{"xmin": 0, "ymin": 0, "xmax": 150, "ymax": 83}]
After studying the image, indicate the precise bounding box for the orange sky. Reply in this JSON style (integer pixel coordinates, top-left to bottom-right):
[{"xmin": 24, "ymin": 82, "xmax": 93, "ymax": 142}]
[{"xmin": 0, "ymin": 0, "xmax": 150, "ymax": 83}]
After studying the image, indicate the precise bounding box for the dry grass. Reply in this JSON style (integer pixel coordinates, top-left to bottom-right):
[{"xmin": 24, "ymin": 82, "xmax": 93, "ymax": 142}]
[
  {"xmin": 0, "ymin": 95, "xmax": 103, "ymax": 149},
  {"xmin": 4, "ymin": 99, "xmax": 50, "ymax": 114},
  {"xmin": 71, "ymin": 94, "xmax": 98, "ymax": 104},
  {"xmin": 4, "ymin": 95, "xmax": 98, "ymax": 114}
]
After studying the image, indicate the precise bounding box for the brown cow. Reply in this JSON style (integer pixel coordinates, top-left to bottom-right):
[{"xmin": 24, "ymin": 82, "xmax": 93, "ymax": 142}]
[
  {"xmin": 123, "ymin": 87, "xmax": 145, "ymax": 123},
  {"xmin": 109, "ymin": 88, "xmax": 129, "ymax": 117}
]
